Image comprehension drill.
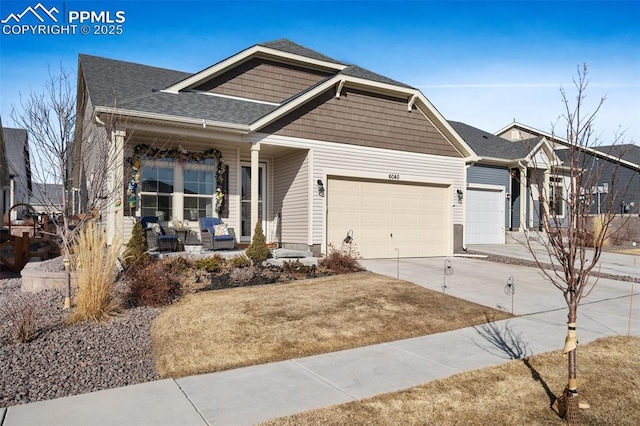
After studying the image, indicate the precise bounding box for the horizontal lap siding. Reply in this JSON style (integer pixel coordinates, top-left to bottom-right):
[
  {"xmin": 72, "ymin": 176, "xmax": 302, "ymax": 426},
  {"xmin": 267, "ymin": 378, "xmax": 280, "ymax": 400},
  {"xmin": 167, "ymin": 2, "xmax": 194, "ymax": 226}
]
[
  {"xmin": 194, "ymin": 58, "xmax": 332, "ymax": 104},
  {"xmin": 273, "ymin": 150, "xmax": 309, "ymax": 244},
  {"xmin": 261, "ymin": 88, "xmax": 462, "ymax": 158}
]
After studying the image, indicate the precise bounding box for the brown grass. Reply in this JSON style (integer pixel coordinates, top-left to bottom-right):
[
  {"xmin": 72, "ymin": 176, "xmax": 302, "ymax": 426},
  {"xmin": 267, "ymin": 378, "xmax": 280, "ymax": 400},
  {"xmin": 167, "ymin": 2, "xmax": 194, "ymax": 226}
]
[
  {"xmin": 68, "ymin": 225, "xmax": 121, "ymax": 323},
  {"xmin": 263, "ymin": 336, "xmax": 640, "ymax": 425},
  {"xmin": 151, "ymin": 271, "xmax": 511, "ymax": 378}
]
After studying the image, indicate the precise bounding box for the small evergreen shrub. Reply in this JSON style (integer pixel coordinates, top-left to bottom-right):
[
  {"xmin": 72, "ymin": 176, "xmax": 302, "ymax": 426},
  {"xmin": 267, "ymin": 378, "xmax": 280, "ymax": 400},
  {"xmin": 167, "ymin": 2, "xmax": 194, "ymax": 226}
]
[
  {"xmin": 123, "ymin": 220, "xmax": 149, "ymax": 269},
  {"xmin": 229, "ymin": 254, "xmax": 252, "ymax": 268},
  {"xmin": 245, "ymin": 221, "xmax": 270, "ymax": 263}
]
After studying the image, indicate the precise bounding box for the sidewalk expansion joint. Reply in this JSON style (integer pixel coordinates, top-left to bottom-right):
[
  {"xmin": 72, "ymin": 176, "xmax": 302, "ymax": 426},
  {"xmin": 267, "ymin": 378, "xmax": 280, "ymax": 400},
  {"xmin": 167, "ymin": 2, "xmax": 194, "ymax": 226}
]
[
  {"xmin": 289, "ymin": 360, "xmax": 359, "ymax": 400},
  {"xmin": 173, "ymin": 379, "xmax": 211, "ymax": 426}
]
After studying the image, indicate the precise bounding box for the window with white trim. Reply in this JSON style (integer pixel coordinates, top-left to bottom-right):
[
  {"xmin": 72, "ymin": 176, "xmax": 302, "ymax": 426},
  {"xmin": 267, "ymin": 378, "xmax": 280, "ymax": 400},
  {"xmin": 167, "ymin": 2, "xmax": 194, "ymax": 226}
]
[
  {"xmin": 549, "ymin": 177, "xmax": 565, "ymax": 217},
  {"xmin": 183, "ymin": 158, "xmax": 215, "ymax": 221},
  {"xmin": 140, "ymin": 158, "xmax": 174, "ymax": 221},
  {"xmin": 139, "ymin": 157, "xmax": 216, "ymax": 221}
]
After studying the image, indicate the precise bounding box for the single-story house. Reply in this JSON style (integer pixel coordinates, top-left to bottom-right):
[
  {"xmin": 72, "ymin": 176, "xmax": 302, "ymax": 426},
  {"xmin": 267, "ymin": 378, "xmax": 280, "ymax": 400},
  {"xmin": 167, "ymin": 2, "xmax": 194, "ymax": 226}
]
[
  {"xmin": 497, "ymin": 122, "xmax": 640, "ymax": 218},
  {"xmin": 449, "ymin": 121, "xmax": 561, "ymax": 244},
  {"xmin": 74, "ymin": 39, "xmax": 477, "ymax": 258},
  {"xmin": 0, "ymin": 122, "xmax": 33, "ymax": 221}
]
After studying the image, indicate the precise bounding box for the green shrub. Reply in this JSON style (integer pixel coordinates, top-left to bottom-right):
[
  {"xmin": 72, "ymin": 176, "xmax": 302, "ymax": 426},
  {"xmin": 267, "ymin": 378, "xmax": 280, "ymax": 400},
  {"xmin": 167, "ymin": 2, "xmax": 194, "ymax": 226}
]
[
  {"xmin": 229, "ymin": 254, "xmax": 252, "ymax": 268},
  {"xmin": 123, "ymin": 220, "xmax": 150, "ymax": 269},
  {"xmin": 245, "ymin": 221, "xmax": 270, "ymax": 263},
  {"xmin": 194, "ymin": 254, "xmax": 226, "ymax": 272}
]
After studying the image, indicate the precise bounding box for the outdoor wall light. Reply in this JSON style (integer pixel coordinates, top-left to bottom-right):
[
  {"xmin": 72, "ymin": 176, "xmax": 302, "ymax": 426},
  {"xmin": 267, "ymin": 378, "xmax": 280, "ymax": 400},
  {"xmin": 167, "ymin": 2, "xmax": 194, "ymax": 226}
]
[
  {"xmin": 456, "ymin": 189, "xmax": 464, "ymax": 204},
  {"xmin": 317, "ymin": 179, "xmax": 325, "ymax": 197},
  {"xmin": 344, "ymin": 230, "xmax": 353, "ymax": 244}
]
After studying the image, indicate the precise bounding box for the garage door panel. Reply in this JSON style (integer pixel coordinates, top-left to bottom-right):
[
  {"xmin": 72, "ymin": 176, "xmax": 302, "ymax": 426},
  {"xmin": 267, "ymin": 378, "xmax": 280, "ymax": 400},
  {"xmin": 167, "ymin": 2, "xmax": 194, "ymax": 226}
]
[
  {"xmin": 327, "ymin": 177, "xmax": 451, "ymax": 258},
  {"xmin": 465, "ymin": 188, "xmax": 504, "ymax": 245}
]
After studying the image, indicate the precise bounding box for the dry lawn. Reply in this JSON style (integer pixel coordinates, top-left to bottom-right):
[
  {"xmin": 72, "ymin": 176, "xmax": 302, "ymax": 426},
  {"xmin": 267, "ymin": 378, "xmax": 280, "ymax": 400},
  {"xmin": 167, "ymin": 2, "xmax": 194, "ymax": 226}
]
[
  {"xmin": 151, "ymin": 271, "xmax": 511, "ymax": 378},
  {"xmin": 263, "ymin": 336, "xmax": 640, "ymax": 426}
]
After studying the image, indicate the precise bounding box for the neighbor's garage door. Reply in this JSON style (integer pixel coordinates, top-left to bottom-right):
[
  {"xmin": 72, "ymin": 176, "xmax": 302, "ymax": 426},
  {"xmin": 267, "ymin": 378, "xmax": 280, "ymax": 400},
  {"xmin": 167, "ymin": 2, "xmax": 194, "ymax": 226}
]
[
  {"xmin": 465, "ymin": 188, "xmax": 505, "ymax": 245},
  {"xmin": 327, "ymin": 177, "xmax": 451, "ymax": 258}
]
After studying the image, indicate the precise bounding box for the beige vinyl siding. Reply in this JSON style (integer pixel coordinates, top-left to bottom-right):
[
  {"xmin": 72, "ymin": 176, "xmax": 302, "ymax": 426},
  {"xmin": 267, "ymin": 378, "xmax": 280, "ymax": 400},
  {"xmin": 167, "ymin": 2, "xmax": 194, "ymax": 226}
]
[
  {"xmin": 273, "ymin": 149, "xmax": 309, "ymax": 245},
  {"xmin": 261, "ymin": 87, "xmax": 461, "ymax": 158},
  {"xmin": 194, "ymin": 58, "xmax": 332, "ymax": 104},
  {"xmin": 123, "ymin": 217, "xmax": 136, "ymax": 245},
  {"xmin": 255, "ymin": 134, "xmax": 465, "ymax": 246}
]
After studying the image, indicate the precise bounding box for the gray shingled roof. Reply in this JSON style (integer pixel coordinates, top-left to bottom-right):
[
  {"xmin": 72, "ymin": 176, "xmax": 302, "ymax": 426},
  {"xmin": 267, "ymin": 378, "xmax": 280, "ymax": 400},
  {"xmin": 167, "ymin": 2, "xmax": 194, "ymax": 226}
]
[
  {"xmin": 81, "ymin": 40, "xmax": 416, "ymax": 125},
  {"xmin": 340, "ymin": 65, "xmax": 414, "ymax": 89},
  {"xmin": 449, "ymin": 121, "xmax": 534, "ymax": 160},
  {"xmin": 79, "ymin": 54, "xmax": 190, "ymax": 108},
  {"xmin": 595, "ymin": 144, "xmax": 640, "ymax": 166},
  {"xmin": 2, "ymin": 127, "xmax": 28, "ymax": 176},
  {"xmin": 259, "ymin": 39, "xmax": 345, "ymax": 65}
]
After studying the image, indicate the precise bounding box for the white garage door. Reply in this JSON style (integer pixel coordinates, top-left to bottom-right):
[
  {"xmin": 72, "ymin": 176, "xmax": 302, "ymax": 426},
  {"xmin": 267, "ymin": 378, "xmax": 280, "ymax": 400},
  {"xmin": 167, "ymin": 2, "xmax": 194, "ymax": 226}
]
[
  {"xmin": 327, "ymin": 177, "xmax": 451, "ymax": 258},
  {"xmin": 465, "ymin": 188, "xmax": 505, "ymax": 245}
]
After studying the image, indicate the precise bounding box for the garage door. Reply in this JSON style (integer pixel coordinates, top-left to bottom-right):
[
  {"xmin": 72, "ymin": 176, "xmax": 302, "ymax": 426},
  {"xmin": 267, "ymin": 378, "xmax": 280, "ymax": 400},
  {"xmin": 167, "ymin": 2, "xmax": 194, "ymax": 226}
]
[
  {"xmin": 327, "ymin": 177, "xmax": 451, "ymax": 258},
  {"xmin": 465, "ymin": 188, "xmax": 505, "ymax": 245}
]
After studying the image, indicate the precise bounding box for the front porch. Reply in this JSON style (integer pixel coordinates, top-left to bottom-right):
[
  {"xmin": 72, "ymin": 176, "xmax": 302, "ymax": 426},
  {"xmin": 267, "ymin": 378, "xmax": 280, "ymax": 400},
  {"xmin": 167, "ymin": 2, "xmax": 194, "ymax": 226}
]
[{"xmin": 109, "ymin": 127, "xmax": 316, "ymax": 254}]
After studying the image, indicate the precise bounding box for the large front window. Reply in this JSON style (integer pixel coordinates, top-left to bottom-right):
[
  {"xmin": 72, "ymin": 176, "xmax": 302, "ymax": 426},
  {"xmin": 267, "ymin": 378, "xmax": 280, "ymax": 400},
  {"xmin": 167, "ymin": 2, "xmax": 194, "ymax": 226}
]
[
  {"xmin": 139, "ymin": 157, "xmax": 216, "ymax": 221},
  {"xmin": 183, "ymin": 160, "xmax": 215, "ymax": 220},
  {"xmin": 140, "ymin": 159, "xmax": 173, "ymax": 221}
]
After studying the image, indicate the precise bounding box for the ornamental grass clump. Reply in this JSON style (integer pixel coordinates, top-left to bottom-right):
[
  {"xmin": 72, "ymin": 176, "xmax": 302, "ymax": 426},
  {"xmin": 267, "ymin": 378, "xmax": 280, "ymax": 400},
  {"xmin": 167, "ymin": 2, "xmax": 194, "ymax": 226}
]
[{"xmin": 69, "ymin": 225, "xmax": 122, "ymax": 323}]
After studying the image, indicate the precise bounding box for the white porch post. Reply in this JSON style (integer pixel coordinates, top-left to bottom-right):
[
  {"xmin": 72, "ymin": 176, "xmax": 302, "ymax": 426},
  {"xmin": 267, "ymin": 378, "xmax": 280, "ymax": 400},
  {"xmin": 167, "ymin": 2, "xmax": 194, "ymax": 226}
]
[
  {"xmin": 519, "ymin": 166, "xmax": 527, "ymax": 232},
  {"xmin": 107, "ymin": 129, "xmax": 125, "ymax": 245},
  {"xmin": 250, "ymin": 142, "xmax": 260, "ymax": 239},
  {"xmin": 543, "ymin": 169, "xmax": 550, "ymax": 230}
]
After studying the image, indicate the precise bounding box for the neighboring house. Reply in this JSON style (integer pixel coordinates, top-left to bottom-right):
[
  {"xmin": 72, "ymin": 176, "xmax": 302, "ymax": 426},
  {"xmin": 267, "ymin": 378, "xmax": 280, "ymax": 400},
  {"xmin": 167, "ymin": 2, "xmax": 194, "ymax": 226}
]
[
  {"xmin": 0, "ymin": 124, "xmax": 33, "ymax": 221},
  {"xmin": 497, "ymin": 122, "xmax": 640, "ymax": 218},
  {"xmin": 30, "ymin": 183, "xmax": 65, "ymax": 215},
  {"xmin": 449, "ymin": 121, "xmax": 560, "ymax": 244},
  {"xmin": 74, "ymin": 39, "xmax": 477, "ymax": 258},
  {"xmin": 0, "ymin": 118, "xmax": 10, "ymax": 221}
]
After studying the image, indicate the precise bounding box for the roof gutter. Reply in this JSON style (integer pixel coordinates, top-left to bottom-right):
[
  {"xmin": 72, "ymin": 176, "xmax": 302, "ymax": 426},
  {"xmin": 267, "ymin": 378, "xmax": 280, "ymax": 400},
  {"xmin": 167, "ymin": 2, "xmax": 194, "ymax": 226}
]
[{"xmin": 93, "ymin": 106, "xmax": 251, "ymax": 134}]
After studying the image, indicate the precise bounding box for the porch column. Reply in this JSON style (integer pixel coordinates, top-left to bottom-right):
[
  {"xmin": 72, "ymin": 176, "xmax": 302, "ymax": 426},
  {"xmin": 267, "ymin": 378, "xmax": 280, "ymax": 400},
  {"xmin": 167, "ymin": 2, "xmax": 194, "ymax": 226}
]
[
  {"xmin": 250, "ymin": 142, "xmax": 260, "ymax": 239},
  {"xmin": 107, "ymin": 129, "xmax": 125, "ymax": 246},
  {"xmin": 519, "ymin": 166, "xmax": 527, "ymax": 232},
  {"xmin": 542, "ymin": 169, "xmax": 550, "ymax": 230}
]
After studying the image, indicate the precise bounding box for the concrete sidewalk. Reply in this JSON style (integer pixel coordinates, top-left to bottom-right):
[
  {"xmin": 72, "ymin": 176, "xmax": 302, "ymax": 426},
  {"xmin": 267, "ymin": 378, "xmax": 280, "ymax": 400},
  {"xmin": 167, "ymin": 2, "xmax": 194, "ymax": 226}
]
[{"xmin": 2, "ymin": 251, "xmax": 639, "ymax": 426}]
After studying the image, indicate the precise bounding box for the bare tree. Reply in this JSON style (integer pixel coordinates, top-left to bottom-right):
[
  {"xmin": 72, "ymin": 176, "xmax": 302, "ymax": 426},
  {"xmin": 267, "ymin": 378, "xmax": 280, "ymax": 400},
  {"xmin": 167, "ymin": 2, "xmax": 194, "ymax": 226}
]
[
  {"xmin": 524, "ymin": 64, "xmax": 632, "ymax": 423},
  {"xmin": 9, "ymin": 66, "xmax": 128, "ymax": 308}
]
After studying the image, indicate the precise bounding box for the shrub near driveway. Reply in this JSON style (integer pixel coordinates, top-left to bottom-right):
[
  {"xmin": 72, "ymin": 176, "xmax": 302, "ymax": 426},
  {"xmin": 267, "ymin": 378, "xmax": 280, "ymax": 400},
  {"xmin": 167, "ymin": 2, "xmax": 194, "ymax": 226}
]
[{"xmin": 151, "ymin": 272, "xmax": 512, "ymax": 378}]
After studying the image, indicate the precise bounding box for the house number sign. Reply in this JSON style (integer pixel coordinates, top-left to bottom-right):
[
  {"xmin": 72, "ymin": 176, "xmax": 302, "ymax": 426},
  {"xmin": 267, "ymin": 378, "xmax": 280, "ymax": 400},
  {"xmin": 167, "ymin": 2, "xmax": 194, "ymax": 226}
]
[{"xmin": 388, "ymin": 173, "xmax": 400, "ymax": 180}]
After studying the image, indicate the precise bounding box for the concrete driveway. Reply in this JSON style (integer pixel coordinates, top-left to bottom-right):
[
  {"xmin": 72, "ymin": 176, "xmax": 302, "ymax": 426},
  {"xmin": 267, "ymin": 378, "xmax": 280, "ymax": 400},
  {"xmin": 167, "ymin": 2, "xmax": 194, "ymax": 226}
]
[{"xmin": 360, "ymin": 243, "xmax": 639, "ymax": 322}]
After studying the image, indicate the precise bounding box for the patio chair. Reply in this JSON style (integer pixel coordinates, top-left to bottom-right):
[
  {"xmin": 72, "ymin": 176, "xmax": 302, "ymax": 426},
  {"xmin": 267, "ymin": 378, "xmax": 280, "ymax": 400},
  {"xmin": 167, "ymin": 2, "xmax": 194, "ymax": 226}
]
[
  {"xmin": 140, "ymin": 216, "xmax": 178, "ymax": 252},
  {"xmin": 199, "ymin": 217, "xmax": 236, "ymax": 250}
]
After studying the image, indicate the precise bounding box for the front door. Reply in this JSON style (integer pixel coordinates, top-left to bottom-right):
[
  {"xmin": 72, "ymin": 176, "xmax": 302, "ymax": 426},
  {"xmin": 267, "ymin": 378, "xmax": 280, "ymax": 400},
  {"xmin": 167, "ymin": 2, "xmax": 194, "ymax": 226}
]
[{"xmin": 241, "ymin": 163, "xmax": 266, "ymax": 241}]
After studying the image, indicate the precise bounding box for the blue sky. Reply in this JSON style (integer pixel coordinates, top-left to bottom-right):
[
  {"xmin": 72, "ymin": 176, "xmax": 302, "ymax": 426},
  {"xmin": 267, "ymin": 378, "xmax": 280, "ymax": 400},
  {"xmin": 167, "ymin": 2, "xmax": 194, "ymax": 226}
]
[{"xmin": 1, "ymin": 0, "xmax": 639, "ymax": 143}]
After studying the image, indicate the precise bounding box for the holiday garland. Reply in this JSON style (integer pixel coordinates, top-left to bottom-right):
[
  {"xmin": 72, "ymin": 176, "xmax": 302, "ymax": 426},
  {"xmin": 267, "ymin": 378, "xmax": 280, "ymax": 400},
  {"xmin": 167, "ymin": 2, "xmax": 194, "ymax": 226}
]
[{"xmin": 127, "ymin": 144, "xmax": 226, "ymax": 213}]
